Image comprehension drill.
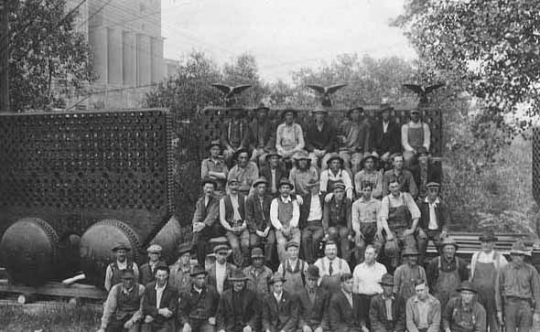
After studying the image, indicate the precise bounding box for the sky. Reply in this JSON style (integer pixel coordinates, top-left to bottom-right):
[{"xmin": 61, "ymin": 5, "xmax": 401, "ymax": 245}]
[{"xmin": 161, "ymin": 0, "xmax": 417, "ymax": 83}]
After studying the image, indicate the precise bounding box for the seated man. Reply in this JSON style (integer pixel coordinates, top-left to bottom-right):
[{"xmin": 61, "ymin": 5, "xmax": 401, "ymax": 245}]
[
  {"xmin": 276, "ymin": 108, "xmax": 305, "ymax": 162},
  {"xmin": 297, "ymin": 265, "xmax": 330, "ymax": 332},
  {"xmin": 323, "ymin": 182, "xmax": 353, "ymax": 261},
  {"xmin": 354, "ymin": 155, "xmax": 383, "ymax": 199},
  {"xmin": 221, "ymin": 107, "xmax": 249, "ymax": 167},
  {"xmin": 382, "ymin": 154, "xmax": 418, "ymax": 199},
  {"xmin": 260, "ymin": 149, "xmax": 288, "ymax": 197},
  {"xmin": 405, "ymin": 279, "xmax": 441, "ymax": 332},
  {"xmin": 139, "ymin": 244, "xmax": 167, "ymax": 286},
  {"xmin": 192, "ymin": 178, "xmax": 222, "ymax": 267},
  {"xmin": 245, "ymin": 177, "xmax": 275, "ymax": 265},
  {"xmin": 104, "ymin": 243, "xmax": 140, "ymax": 292},
  {"xmin": 351, "ymin": 184, "xmax": 382, "ymax": 264},
  {"xmin": 277, "ymin": 241, "xmax": 308, "ymax": 295},
  {"xmin": 289, "ymin": 150, "xmax": 320, "ymax": 199},
  {"xmin": 417, "ymin": 182, "xmax": 449, "ymax": 264},
  {"xmin": 270, "ymin": 179, "xmax": 301, "ymax": 262},
  {"xmin": 369, "ymin": 273, "xmax": 406, "ymax": 332},
  {"xmin": 370, "ymin": 104, "xmax": 401, "ymax": 170},
  {"xmin": 305, "ymin": 106, "xmax": 336, "ymax": 170},
  {"xmin": 300, "ymin": 182, "xmax": 324, "ymax": 264},
  {"xmin": 410, "ymin": 147, "xmax": 442, "ymax": 200},
  {"xmin": 443, "ymin": 281, "xmax": 486, "ymax": 332},
  {"xmin": 328, "ymin": 273, "xmax": 365, "ymax": 332},
  {"xmin": 320, "ymin": 153, "xmax": 354, "ymax": 200},
  {"xmin": 247, "ymin": 103, "xmax": 276, "ymax": 165},
  {"xmin": 220, "ymin": 178, "xmax": 250, "ymax": 268},
  {"xmin": 337, "ymin": 106, "xmax": 371, "ymax": 175},
  {"xmin": 401, "ymin": 109, "xmax": 431, "ymax": 168},
  {"xmin": 314, "ymin": 240, "xmax": 351, "ymax": 293},
  {"xmin": 142, "ymin": 266, "xmax": 178, "ymax": 332},
  {"xmin": 201, "ymin": 140, "xmax": 228, "ymax": 195},
  {"xmin": 169, "ymin": 243, "xmax": 194, "ymax": 295},
  {"xmin": 243, "ymin": 247, "xmax": 273, "ymax": 296},
  {"xmin": 98, "ymin": 269, "xmax": 144, "ymax": 332},
  {"xmin": 227, "ymin": 148, "xmax": 259, "ymax": 196},
  {"xmin": 262, "ymin": 273, "xmax": 299, "ymax": 332}
]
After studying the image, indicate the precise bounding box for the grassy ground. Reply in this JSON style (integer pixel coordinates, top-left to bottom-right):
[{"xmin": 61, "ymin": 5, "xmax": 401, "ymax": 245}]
[{"xmin": 0, "ymin": 302, "xmax": 101, "ymax": 332}]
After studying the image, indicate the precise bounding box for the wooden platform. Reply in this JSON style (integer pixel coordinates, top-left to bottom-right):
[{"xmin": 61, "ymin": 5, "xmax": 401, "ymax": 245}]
[{"xmin": 0, "ymin": 279, "xmax": 107, "ymax": 301}]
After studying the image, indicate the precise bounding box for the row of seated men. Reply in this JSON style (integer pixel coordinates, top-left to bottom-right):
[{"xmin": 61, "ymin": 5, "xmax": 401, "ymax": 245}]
[
  {"xmin": 213, "ymin": 103, "xmax": 431, "ymax": 175},
  {"xmin": 99, "ymin": 233, "xmax": 540, "ymax": 332}
]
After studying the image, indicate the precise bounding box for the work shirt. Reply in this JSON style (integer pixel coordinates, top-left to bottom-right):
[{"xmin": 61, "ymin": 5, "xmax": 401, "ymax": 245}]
[
  {"xmin": 215, "ymin": 262, "xmax": 227, "ymax": 295},
  {"xmin": 338, "ymin": 119, "xmax": 370, "ymax": 153},
  {"xmin": 320, "ymin": 169, "xmax": 353, "ymax": 195},
  {"xmin": 200, "ymin": 158, "xmax": 228, "ymax": 192},
  {"xmin": 443, "ymin": 297, "xmax": 486, "ymax": 332},
  {"xmin": 352, "ymin": 261, "xmax": 387, "ymax": 295},
  {"xmin": 169, "ymin": 261, "xmax": 192, "ymax": 294},
  {"xmin": 100, "ymin": 283, "xmax": 145, "ymax": 330},
  {"xmin": 289, "ymin": 166, "xmax": 319, "ymax": 196},
  {"xmin": 351, "ymin": 197, "xmax": 380, "ymax": 235},
  {"xmin": 382, "ymin": 169, "xmax": 419, "ymax": 198},
  {"xmin": 406, "ymin": 294, "xmax": 441, "ymax": 332},
  {"xmin": 314, "ymin": 257, "xmax": 351, "ymax": 279},
  {"xmin": 496, "ymin": 261, "xmax": 540, "ymax": 313},
  {"xmin": 402, "ymin": 121, "xmax": 431, "ymax": 152},
  {"xmin": 307, "ymin": 193, "xmax": 323, "ymax": 221},
  {"xmin": 276, "ymin": 122, "xmax": 305, "ymax": 152},
  {"xmin": 354, "ymin": 170, "xmax": 383, "ymax": 199},
  {"xmin": 243, "ymin": 265, "xmax": 273, "ymax": 295},
  {"xmin": 323, "ymin": 196, "xmax": 352, "ymax": 229},
  {"xmin": 425, "ymin": 197, "xmax": 440, "ymax": 230},
  {"xmin": 155, "ymin": 282, "xmax": 167, "ymax": 308},
  {"xmin": 228, "ymin": 162, "xmax": 259, "ymax": 194}
]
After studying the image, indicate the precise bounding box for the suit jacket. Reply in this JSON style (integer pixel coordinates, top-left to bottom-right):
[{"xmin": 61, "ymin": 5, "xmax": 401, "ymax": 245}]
[
  {"xmin": 142, "ymin": 281, "xmax": 178, "ymax": 324},
  {"xmin": 371, "ymin": 119, "xmax": 401, "ymax": 155},
  {"xmin": 139, "ymin": 260, "xmax": 168, "ymax": 286},
  {"xmin": 299, "ymin": 193, "xmax": 324, "ymax": 227},
  {"xmin": 418, "ymin": 197, "xmax": 450, "ymax": 232},
  {"xmin": 216, "ymin": 288, "xmax": 260, "ymax": 332},
  {"xmin": 192, "ymin": 195, "xmax": 220, "ymax": 227},
  {"xmin": 178, "ymin": 285, "xmax": 220, "ymax": 326},
  {"xmin": 206, "ymin": 262, "xmax": 237, "ymax": 294},
  {"xmin": 245, "ymin": 194, "xmax": 273, "ymax": 233},
  {"xmin": 328, "ymin": 291, "xmax": 362, "ymax": 332},
  {"xmin": 260, "ymin": 165, "xmax": 288, "ymax": 196},
  {"xmin": 369, "ymin": 294, "xmax": 406, "ymax": 332},
  {"xmin": 297, "ymin": 287, "xmax": 330, "ymax": 330},
  {"xmin": 262, "ymin": 291, "xmax": 298, "ymax": 332},
  {"xmin": 247, "ymin": 118, "xmax": 276, "ymax": 150}
]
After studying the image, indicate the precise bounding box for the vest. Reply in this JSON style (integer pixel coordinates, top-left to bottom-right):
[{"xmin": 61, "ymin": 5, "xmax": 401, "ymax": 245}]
[
  {"xmin": 110, "ymin": 261, "xmax": 134, "ymax": 288},
  {"xmin": 116, "ymin": 285, "xmax": 142, "ymax": 319},
  {"xmin": 277, "ymin": 198, "xmax": 294, "ymax": 227},
  {"xmin": 407, "ymin": 124, "xmax": 425, "ymax": 150},
  {"xmin": 224, "ymin": 194, "xmax": 246, "ymax": 225}
]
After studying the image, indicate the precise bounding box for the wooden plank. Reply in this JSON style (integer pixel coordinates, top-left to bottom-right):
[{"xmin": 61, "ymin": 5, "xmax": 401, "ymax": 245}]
[{"xmin": 0, "ymin": 280, "xmax": 107, "ymax": 300}]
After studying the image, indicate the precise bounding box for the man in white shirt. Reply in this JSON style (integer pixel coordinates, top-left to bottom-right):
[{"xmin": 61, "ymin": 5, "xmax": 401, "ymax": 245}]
[
  {"xmin": 401, "ymin": 109, "xmax": 431, "ymax": 168},
  {"xmin": 220, "ymin": 178, "xmax": 249, "ymax": 267},
  {"xmin": 314, "ymin": 240, "xmax": 351, "ymax": 292},
  {"xmin": 301, "ymin": 183, "xmax": 324, "ymax": 264},
  {"xmin": 351, "ymin": 184, "xmax": 383, "ymax": 264},
  {"xmin": 320, "ymin": 153, "xmax": 354, "ymax": 201},
  {"xmin": 270, "ymin": 179, "xmax": 301, "ymax": 262},
  {"xmin": 207, "ymin": 244, "xmax": 237, "ymax": 296}
]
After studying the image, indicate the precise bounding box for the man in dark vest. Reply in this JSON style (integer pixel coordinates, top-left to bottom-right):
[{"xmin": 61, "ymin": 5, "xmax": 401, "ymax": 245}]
[
  {"xmin": 142, "ymin": 266, "xmax": 178, "ymax": 332},
  {"xmin": 297, "ymin": 265, "xmax": 330, "ymax": 332},
  {"xmin": 370, "ymin": 103, "xmax": 401, "ymax": 171},
  {"xmin": 245, "ymin": 177, "xmax": 275, "ymax": 265},
  {"xmin": 178, "ymin": 265, "xmax": 220, "ymax": 332},
  {"xmin": 192, "ymin": 178, "xmax": 222, "ymax": 267},
  {"xmin": 262, "ymin": 273, "xmax": 299, "ymax": 332},
  {"xmin": 270, "ymin": 178, "xmax": 301, "ymax": 263},
  {"xmin": 220, "ymin": 177, "xmax": 249, "ymax": 267},
  {"xmin": 260, "ymin": 149, "xmax": 288, "ymax": 197},
  {"xmin": 323, "ymin": 182, "xmax": 353, "ymax": 262},
  {"xmin": 104, "ymin": 242, "xmax": 139, "ymax": 292},
  {"xmin": 139, "ymin": 244, "xmax": 167, "ymax": 286},
  {"xmin": 369, "ymin": 273, "xmax": 406, "ymax": 332},
  {"xmin": 417, "ymin": 182, "xmax": 449, "ymax": 264},
  {"xmin": 98, "ymin": 269, "xmax": 145, "ymax": 332},
  {"xmin": 401, "ymin": 108, "xmax": 431, "ymax": 168}
]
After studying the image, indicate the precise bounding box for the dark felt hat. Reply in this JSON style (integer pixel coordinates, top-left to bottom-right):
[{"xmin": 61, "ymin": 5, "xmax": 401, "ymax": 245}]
[
  {"xmin": 190, "ymin": 265, "xmax": 209, "ymax": 277},
  {"xmin": 252, "ymin": 177, "xmax": 268, "ymax": 187},
  {"xmin": 479, "ymin": 230, "xmax": 498, "ymax": 242},
  {"xmin": 251, "ymin": 247, "xmax": 265, "ymax": 259},
  {"xmin": 347, "ymin": 106, "xmax": 364, "ymax": 118},
  {"xmin": 229, "ymin": 269, "xmax": 249, "ymax": 282},
  {"xmin": 112, "ymin": 243, "xmax": 131, "ymax": 252},
  {"xmin": 177, "ymin": 243, "xmax": 193, "ymax": 256},
  {"xmin": 379, "ymin": 273, "xmax": 394, "ymax": 286},
  {"xmin": 279, "ymin": 178, "xmax": 294, "ymax": 190},
  {"xmin": 456, "ymin": 280, "xmax": 477, "ymax": 293},
  {"xmin": 362, "ymin": 154, "xmax": 379, "ymax": 165},
  {"xmin": 233, "ymin": 148, "xmax": 251, "ymax": 161},
  {"xmin": 293, "ymin": 150, "xmax": 310, "ymax": 161},
  {"xmin": 281, "ymin": 108, "xmax": 298, "ymax": 119},
  {"xmin": 326, "ymin": 153, "xmax": 344, "ymax": 166},
  {"xmin": 441, "ymin": 237, "xmax": 459, "ymax": 250},
  {"xmin": 306, "ymin": 265, "xmax": 321, "ymax": 279},
  {"xmin": 202, "ymin": 177, "xmax": 218, "ymax": 188},
  {"xmin": 333, "ymin": 182, "xmax": 346, "ymax": 191},
  {"xmin": 402, "ymin": 246, "xmax": 420, "ymax": 256},
  {"xmin": 268, "ymin": 272, "xmax": 287, "ymax": 284},
  {"xmin": 228, "ymin": 177, "xmax": 240, "ymax": 185},
  {"xmin": 121, "ymin": 269, "xmax": 136, "ymax": 279},
  {"xmin": 379, "ymin": 103, "xmax": 393, "ymax": 112},
  {"xmin": 313, "ymin": 105, "xmax": 328, "ymax": 114},
  {"xmin": 266, "ymin": 149, "xmax": 281, "ymax": 160},
  {"xmin": 285, "ymin": 241, "xmax": 299, "ymax": 250}
]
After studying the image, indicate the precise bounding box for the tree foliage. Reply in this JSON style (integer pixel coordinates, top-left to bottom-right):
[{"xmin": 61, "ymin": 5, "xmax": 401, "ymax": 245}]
[{"xmin": 8, "ymin": 0, "xmax": 95, "ymax": 112}]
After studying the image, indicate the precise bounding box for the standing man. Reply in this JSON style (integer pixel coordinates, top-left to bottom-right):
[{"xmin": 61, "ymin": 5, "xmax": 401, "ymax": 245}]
[
  {"xmin": 216, "ymin": 270, "xmax": 260, "ymax": 332},
  {"xmin": 369, "ymin": 273, "xmax": 406, "ymax": 332},
  {"xmin": 140, "ymin": 244, "xmax": 167, "ymax": 286},
  {"xmin": 270, "ymin": 179, "xmax": 301, "ymax": 262},
  {"xmin": 382, "ymin": 154, "xmax": 418, "ymax": 199},
  {"xmin": 305, "ymin": 105, "xmax": 336, "ymax": 170},
  {"xmin": 220, "ymin": 178, "xmax": 250, "ymax": 267},
  {"xmin": 371, "ymin": 104, "xmax": 401, "ymax": 170},
  {"xmin": 354, "ymin": 155, "xmax": 383, "ymax": 199},
  {"xmin": 105, "ymin": 243, "xmax": 140, "ymax": 292},
  {"xmin": 169, "ymin": 243, "xmax": 194, "ymax": 295},
  {"xmin": 178, "ymin": 265, "xmax": 220, "ymax": 332},
  {"xmin": 262, "ymin": 273, "xmax": 299, "ymax": 332},
  {"xmin": 337, "ymin": 106, "xmax": 371, "ymax": 175},
  {"xmin": 426, "ymin": 237, "xmax": 468, "ymax": 312},
  {"xmin": 142, "ymin": 266, "xmax": 178, "ymax": 332},
  {"xmin": 277, "ymin": 241, "xmax": 308, "ymax": 295},
  {"xmin": 206, "ymin": 244, "xmax": 237, "ymax": 296},
  {"xmin": 323, "ymin": 182, "xmax": 353, "ymax": 262},
  {"xmin": 260, "ymin": 149, "xmax": 288, "ymax": 197},
  {"xmin": 405, "ymin": 279, "xmax": 441, "ymax": 332},
  {"xmin": 98, "ymin": 269, "xmax": 145, "ymax": 332},
  {"xmin": 496, "ymin": 240, "xmax": 540, "ymax": 332},
  {"xmin": 315, "ymin": 240, "xmax": 351, "ymax": 292},
  {"xmin": 245, "ymin": 177, "xmax": 275, "ymax": 265},
  {"xmin": 192, "ymin": 178, "xmax": 222, "ymax": 268},
  {"xmin": 221, "ymin": 108, "xmax": 249, "ymax": 167},
  {"xmin": 248, "ymin": 103, "xmax": 276, "ymax": 165},
  {"xmin": 470, "ymin": 230, "xmax": 507, "ymax": 332},
  {"xmin": 401, "ymin": 109, "xmax": 431, "ymax": 168},
  {"xmin": 228, "ymin": 149, "xmax": 259, "ymax": 196},
  {"xmin": 443, "ymin": 281, "xmax": 486, "ymax": 332},
  {"xmin": 351, "ymin": 184, "xmax": 382, "ymax": 264},
  {"xmin": 328, "ymin": 273, "xmax": 366, "ymax": 332},
  {"xmin": 201, "ymin": 140, "xmax": 228, "ymax": 195},
  {"xmin": 297, "ymin": 265, "xmax": 330, "ymax": 332},
  {"xmin": 243, "ymin": 247, "xmax": 273, "ymax": 296},
  {"xmin": 320, "ymin": 153, "xmax": 354, "ymax": 201},
  {"xmin": 393, "ymin": 247, "xmax": 427, "ymax": 301},
  {"xmin": 417, "ymin": 182, "xmax": 449, "ymax": 264},
  {"xmin": 276, "ymin": 108, "xmax": 305, "ymax": 162}
]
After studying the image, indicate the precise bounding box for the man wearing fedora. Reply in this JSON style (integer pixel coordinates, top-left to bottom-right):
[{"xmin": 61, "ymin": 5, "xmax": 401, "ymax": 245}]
[
  {"xmin": 323, "ymin": 182, "xmax": 353, "ymax": 262},
  {"xmin": 207, "ymin": 244, "xmax": 237, "ymax": 296},
  {"xmin": 470, "ymin": 230, "xmax": 507, "ymax": 332},
  {"xmin": 320, "ymin": 153, "xmax": 354, "ymax": 201},
  {"xmin": 98, "ymin": 269, "xmax": 145, "ymax": 332},
  {"xmin": 192, "ymin": 178, "xmax": 223, "ymax": 267},
  {"xmin": 201, "ymin": 140, "xmax": 229, "ymax": 196},
  {"xmin": 169, "ymin": 243, "xmax": 194, "ymax": 295},
  {"xmin": 140, "ymin": 244, "xmax": 168, "ymax": 286},
  {"xmin": 393, "ymin": 246, "xmax": 427, "ymax": 301},
  {"xmin": 246, "ymin": 177, "xmax": 275, "ymax": 266},
  {"xmin": 351, "ymin": 183, "xmax": 383, "ymax": 264},
  {"xmin": 443, "ymin": 281, "xmax": 486, "ymax": 332},
  {"xmin": 260, "ymin": 149, "xmax": 288, "ymax": 197},
  {"xmin": 337, "ymin": 106, "xmax": 371, "ymax": 175},
  {"xmin": 370, "ymin": 103, "xmax": 401, "ymax": 171},
  {"xmin": 354, "ymin": 155, "xmax": 383, "ymax": 199},
  {"xmin": 401, "ymin": 108, "xmax": 431, "ymax": 168},
  {"xmin": 262, "ymin": 273, "xmax": 299, "ymax": 332},
  {"xmin": 270, "ymin": 178, "xmax": 301, "ymax": 262},
  {"xmin": 496, "ymin": 239, "xmax": 540, "ymax": 332},
  {"xmin": 228, "ymin": 149, "xmax": 259, "ymax": 196},
  {"xmin": 142, "ymin": 266, "xmax": 178, "ymax": 332},
  {"xmin": 247, "ymin": 103, "xmax": 276, "ymax": 166},
  {"xmin": 221, "ymin": 107, "xmax": 249, "ymax": 167},
  {"xmin": 243, "ymin": 247, "xmax": 273, "ymax": 296},
  {"xmin": 369, "ymin": 273, "xmax": 406, "ymax": 332},
  {"xmin": 328, "ymin": 273, "xmax": 365, "ymax": 332},
  {"xmin": 105, "ymin": 242, "xmax": 140, "ymax": 292},
  {"xmin": 216, "ymin": 270, "xmax": 260, "ymax": 332},
  {"xmin": 178, "ymin": 265, "xmax": 220, "ymax": 332},
  {"xmin": 297, "ymin": 265, "xmax": 330, "ymax": 332},
  {"xmin": 276, "ymin": 108, "xmax": 305, "ymax": 161},
  {"xmin": 305, "ymin": 105, "xmax": 336, "ymax": 171},
  {"xmin": 426, "ymin": 237, "xmax": 468, "ymax": 312},
  {"xmin": 382, "ymin": 154, "xmax": 418, "ymax": 199},
  {"xmin": 289, "ymin": 150, "xmax": 320, "ymax": 199},
  {"xmin": 417, "ymin": 181, "xmax": 449, "ymax": 265}
]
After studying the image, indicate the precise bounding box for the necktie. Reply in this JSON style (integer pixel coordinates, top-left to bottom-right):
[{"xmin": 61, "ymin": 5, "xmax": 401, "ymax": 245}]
[{"xmin": 329, "ymin": 261, "xmax": 334, "ymax": 276}]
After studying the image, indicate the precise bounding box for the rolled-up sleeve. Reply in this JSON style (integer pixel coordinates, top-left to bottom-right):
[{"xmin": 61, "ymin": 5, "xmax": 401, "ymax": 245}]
[
  {"xmin": 270, "ymin": 198, "xmax": 282, "ymax": 230},
  {"xmin": 290, "ymin": 200, "xmax": 300, "ymax": 228},
  {"xmin": 404, "ymin": 193, "xmax": 420, "ymax": 219}
]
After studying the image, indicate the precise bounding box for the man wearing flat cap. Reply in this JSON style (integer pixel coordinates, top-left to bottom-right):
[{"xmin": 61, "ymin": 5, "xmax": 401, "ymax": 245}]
[
  {"xmin": 201, "ymin": 140, "xmax": 228, "ymax": 195},
  {"xmin": 245, "ymin": 177, "xmax": 275, "ymax": 265},
  {"xmin": 243, "ymin": 247, "xmax": 273, "ymax": 296},
  {"xmin": 169, "ymin": 243, "xmax": 194, "ymax": 294},
  {"xmin": 401, "ymin": 108, "xmax": 431, "ymax": 168},
  {"xmin": 140, "ymin": 244, "xmax": 168, "ymax": 286},
  {"xmin": 369, "ymin": 273, "xmax": 406, "ymax": 332},
  {"xmin": 297, "ymin": 265, "xmax": 330, "ymax": 332},
  {"xmin": 276, "ymin": 108, "xmax": 305, "ymax": 161},
  {"xmin": 178, "ymin": 265, "xmax": 220, "ymax": 332},
  {"xmin": 262, "ymin": 273, "xmax": 299, "ymax": 332},
  {"xmin": 337, "ymin": 106, "xmax": 371, "ymax": 175},
  {"xmin": 470, "ymin": 230, "xmax": 507, "ymax": 332},
  {"xmin": 496, "ymin": 239, "xmax": 540, "ymax": 332},
  {"xmin": 247, "ymin": 103, "xmax": 277, "ymax": 166},
  {"xmin": 270, "ymin": 178, "xmax": 301, "ymax": 262},
  {"xmin": 98, "ymin": 269, "xmax": 145, "ymax": 332},
  {"xmin": 370, "ymin": 104, "xmax": 401, "ymax": 171},
  {"xmin": 221, "ymin": 107, "xmax": 249, "ymax": 167},
  {"xmin": 305, "ymin": 105, "xmax": 336, "ymax": 171},
  {"xmin": 105, "ymin": 242, "xmax": 140, "ymax": 292},
  {"xmin": 228, "ymin": 148, "xmax": 259, "ymax": 196},
  {"xmin": 207, "ymin": 244, "xmax": 237, "ymax": 296},
  {"xmin": 260, "ymin": 149, "xmax": 288, "ymax": 197},
  {"xmin": 216, "ymin": 270, "xmax": 260, "ymax": 332},
  {"xmin": 277, "ymin": 241, "xmax": 308, "ymax": 295},
  {"xmin": 443, "ymin": 281, "xmax": 486, "ymax": 332}
]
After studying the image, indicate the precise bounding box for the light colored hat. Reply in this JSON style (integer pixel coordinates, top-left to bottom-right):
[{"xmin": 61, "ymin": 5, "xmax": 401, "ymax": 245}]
[
  {"xmin": 510, "ymin": 240, "xmax": 531, "ymax": 257},
  {"xmin": 147, "ymin": 244, "xmax": 163, "ymax": 254}
]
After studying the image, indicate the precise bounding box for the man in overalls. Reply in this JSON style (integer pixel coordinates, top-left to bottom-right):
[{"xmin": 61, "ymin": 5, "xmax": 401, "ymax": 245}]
[
  {"xmin": 382, "ymin": 154, "xmax": 418, "ymax": 199},
  {"xmin": 443, "ymin": 281, "xmax": 487, "ymax": 332},
  {"xmin": 320, "ymin": 153, "xmax": 354, "ymax": 201},
  {"xmin": 104, "ymin": 242, "xmax": 140, "ymax": 292},
  {"xmin": 221, "ymin": 107, "xmax": 249, "ymax": 168},
  {"xmin": 277, "ymin": 241, "xmax": 308, "ymax": 296},
  {"xmin": 401, "ymin": 108, "xmax": 430, "ymax": 168},
  {"xmin": 469, "ymin": 230, "xmax": 507, "ymax": 332},
  {"xmin": 379, "ymin": 179, "xmax": 421, "ymax": 269},
  {"xmin": 393, "ymin": 246, "xmax": 427, "ymax": 301},
  {"xmin": 426, "ymin": 237, "xmax": 469, "ymax": 313},
  {"xmin": 323, "ymin": 182, "xmax": 353, "ymax": 262},
  {"xmin": 314, "ymin": 240, "xmax": 351, "ymax": 292}
]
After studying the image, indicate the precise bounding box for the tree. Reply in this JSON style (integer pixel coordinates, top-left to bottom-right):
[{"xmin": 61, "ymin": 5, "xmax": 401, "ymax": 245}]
[{"xmin": 8, "ymin": 0, "xmax": 95, "ymax": 112}]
